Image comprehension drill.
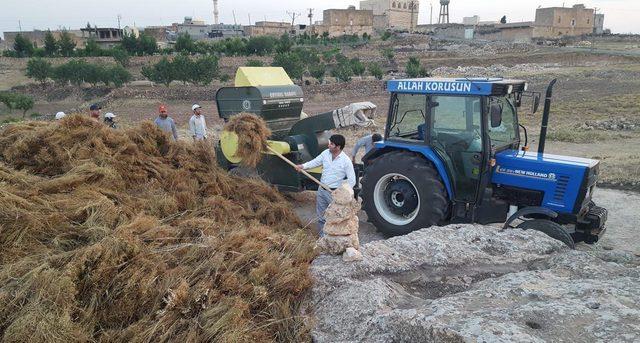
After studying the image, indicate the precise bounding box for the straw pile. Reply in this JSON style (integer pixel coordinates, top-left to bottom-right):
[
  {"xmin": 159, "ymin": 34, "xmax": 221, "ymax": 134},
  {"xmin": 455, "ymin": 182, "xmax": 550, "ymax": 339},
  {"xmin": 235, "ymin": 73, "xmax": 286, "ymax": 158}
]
[
  {"xmin": 0, "ymin": 115, "xmax": 315, "ymax": 342},
  {"xmin": 223, "ymin": 113, "xmax": 271, "ymax": 168}
]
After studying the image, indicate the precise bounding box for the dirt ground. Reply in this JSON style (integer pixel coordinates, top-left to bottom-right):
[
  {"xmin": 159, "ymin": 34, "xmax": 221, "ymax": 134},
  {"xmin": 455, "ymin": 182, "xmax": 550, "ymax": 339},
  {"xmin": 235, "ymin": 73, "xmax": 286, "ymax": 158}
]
[{"xmin": 1, "ymin": 37, "xmax": 639, "ymax": 253}]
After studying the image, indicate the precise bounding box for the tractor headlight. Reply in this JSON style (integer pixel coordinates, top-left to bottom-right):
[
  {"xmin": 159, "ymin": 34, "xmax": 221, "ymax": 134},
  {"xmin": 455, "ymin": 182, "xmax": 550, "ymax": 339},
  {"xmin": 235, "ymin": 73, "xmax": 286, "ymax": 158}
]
[
  {"xmin": 507, "ymin": 85, "xmax": 514, "ymax": 94},
  {"xmin": 524, "ymin": 83, "xmax": 529, "ymax": 91}
]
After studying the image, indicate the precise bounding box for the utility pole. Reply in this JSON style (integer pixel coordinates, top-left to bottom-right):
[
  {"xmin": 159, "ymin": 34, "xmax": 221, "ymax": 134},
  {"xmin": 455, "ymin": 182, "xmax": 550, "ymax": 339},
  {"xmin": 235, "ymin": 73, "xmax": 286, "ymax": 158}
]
[
  {"xmin": 18, "ymin": 20, "xmax": 22, "ymax": 32},
  {"xmin": 430, "ymin": 3, "xmax": 433, "ymax": 25},
  {"xmin": 248, "ymin": 13, "xmax": 252, "ymax": 25},
  {"xmin": 287, "ymin": 11, "xmax": 300, "ymax": 27},
  {"xmin": 117, "ymin": 14, "xmax": 122, "ymax": 30},
  {"xmin": 591, "ymin": 7, "xmax": 599, "ymax": 53},
  {"xmin": 308, "ymin": 8, "xmax": 314, "ymax": 26},
  {"xmin": 232, "ymin": 10, "xmax": 237, "ymax": 25}
]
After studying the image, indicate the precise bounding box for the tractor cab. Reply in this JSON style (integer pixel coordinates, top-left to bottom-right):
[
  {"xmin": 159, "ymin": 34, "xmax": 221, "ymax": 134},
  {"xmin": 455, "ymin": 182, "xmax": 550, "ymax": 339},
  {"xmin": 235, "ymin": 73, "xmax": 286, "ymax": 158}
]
[
  {"xmin": 384, "ymin": 78, "xmax": 532, "ymax": 209},
  {"xmin": 361, "ymin": 77, "xmax": 607, "ymax": 248}
]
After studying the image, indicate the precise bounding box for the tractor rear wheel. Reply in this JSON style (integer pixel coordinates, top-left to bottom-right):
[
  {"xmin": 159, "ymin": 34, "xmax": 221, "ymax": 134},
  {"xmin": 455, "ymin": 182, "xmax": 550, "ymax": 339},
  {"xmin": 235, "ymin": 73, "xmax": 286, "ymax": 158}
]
[
  {"xmin": 517, "ymin": 219, "xmax": 575, "ymax": 249},
  {"xmin": 361, "ymin": 151, "xmax": 449, "ymax": 236}
]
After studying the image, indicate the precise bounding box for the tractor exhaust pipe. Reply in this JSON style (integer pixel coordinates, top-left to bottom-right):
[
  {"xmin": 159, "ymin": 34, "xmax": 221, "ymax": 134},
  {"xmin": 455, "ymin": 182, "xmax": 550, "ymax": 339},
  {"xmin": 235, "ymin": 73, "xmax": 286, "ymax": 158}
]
[{"xmin": 538, "ymin": 79, "xmax": 558, "ymax": 154}]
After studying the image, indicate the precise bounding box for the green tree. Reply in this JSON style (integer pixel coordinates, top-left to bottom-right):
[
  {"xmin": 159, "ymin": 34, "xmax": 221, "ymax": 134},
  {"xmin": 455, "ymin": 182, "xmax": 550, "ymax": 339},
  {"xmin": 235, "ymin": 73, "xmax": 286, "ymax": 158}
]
[
  {"xmin": 43, "ymin": 31, "xmax": 58, "ymax": 56},
  {"xmin": 84, "ymin": 38, "xmax": 102, "ymax": 56},
  {"xmin": 142, "ymin": 57, "xmax": 175, "ymax": 87},
  {"xmin": 83, "ymin": 63, "xmax": 105, "ymax": 86},
  {"xmin": 58, "ymin": 31, "xmax": 77, "ymax": 57},
  {"xmin": 331, "ymin": 61, "xmax": 353, "ymax": 83},
  {"xmin": 275, "ymin": 34, "xmax": 293, "ymax": 53},
  {"xmin": 246, "ymin": 59, "xmax": 264, "ymax": 67},
  {"xmin": 111, "ymin": 48, "xmax": 130, "ymax": 67},
  {"xmin": 381, "ymin": 30, "xmax": 392, "ymax": 41},
  {"xmin": 121, "ymin": 33, "xmax": 138, "ymax": 55},
  {"xmin": 26, "ymin": 58, "xmax": 52, "ymax": 85},
  {"xmin": 362, "ymin": 32, "xmax": 370, "ymax": 42},
  {"xmin": 14, "ymin": 94, "xmax": 34, "ymax": 118},
  {"xmin": 224, "ymin": 38, "xmax": 248, "ymax": 56},
  {"xmin": 309, "ymin": 63, "xmax": 327, "ymax": 83},
  {"xmin": 193, "ymin": 55, "xmax": 219, "ymax": 85},
  {"xmin": 368, "ymin": 63, "xmax": 384, "ymax": 80},
  {"xmin": 172, "ymin": 55, "xmax": 195, "ymax": 84},
  {"xmin": 65, "ymin": 59, "xmax": 90, "ymax": 86},
  {"xmin": 272, "ymin": 52, "xmax": 304, "ymax": 81},
  {"xmin": 0, "ymin": 92, "xmax": 16, "ymax": 112},
  {"xmin": 13, "ymin": 34, "xmax": 34, "ymax": 57},
  {"xmin": 246, "ymin": 36, "xmax": 276, "ymax": 56},
  {"xmin": 106, "ymin": 65, "xmax": 132, "ymax": 87},
  {"xmin": 138, "ymin": 34, "xmax": 158, "ymax": 55},
  {"xmin": 350, "ymin": 58, "xmax": 366, "ymax": 76},
  {"xmin": 175, "ymin": 33, "xmax": 196, "ymax": 54}
]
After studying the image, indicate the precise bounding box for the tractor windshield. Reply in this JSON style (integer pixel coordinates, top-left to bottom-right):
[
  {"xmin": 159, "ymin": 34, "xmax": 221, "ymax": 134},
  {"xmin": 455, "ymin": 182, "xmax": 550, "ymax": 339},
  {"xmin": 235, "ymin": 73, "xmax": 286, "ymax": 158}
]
[
  {"xmin": 388, "ymin": 93, "xmax": 427, "ymax": 140},
  {"xmin": 487, "ymin": 96, "xmax": 519, "ymax": 149}
]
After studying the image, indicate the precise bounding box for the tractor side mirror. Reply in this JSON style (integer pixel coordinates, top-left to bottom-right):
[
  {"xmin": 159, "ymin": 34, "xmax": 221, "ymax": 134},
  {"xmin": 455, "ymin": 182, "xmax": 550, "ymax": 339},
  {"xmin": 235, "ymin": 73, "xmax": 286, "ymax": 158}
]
[
  {"xmin": 532, "ymin": 93, "xmax": 541, "ymax": 113},
  {"xmin": 490, "ymin": 103, "xmax": 503, "ymax": 128}
]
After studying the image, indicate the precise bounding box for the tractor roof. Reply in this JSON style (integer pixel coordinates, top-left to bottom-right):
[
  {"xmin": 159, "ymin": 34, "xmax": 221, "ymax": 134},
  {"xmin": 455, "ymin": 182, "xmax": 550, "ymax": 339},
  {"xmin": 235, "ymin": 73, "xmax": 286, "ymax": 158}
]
[{"xmin": 387, "ymin": 77, "xmax": 527, "ymax": 96}]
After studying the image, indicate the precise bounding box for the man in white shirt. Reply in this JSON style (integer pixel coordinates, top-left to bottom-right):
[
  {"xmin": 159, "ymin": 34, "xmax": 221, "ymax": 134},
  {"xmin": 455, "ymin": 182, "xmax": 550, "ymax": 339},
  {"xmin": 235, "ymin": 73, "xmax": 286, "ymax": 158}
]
[
  {"xmin": 189, "ymin": 104, "xmax": 208, "ymax": 141},
  {"xmin": 296, "ymin": 134, "xmax": 356, "ymax": 235}
]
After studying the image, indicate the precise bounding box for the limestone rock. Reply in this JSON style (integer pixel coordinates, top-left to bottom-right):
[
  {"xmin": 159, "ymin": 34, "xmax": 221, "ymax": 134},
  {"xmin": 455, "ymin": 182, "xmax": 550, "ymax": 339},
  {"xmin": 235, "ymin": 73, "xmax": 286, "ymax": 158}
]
[
  {"xmin": 331, "ymin": 183, "xmax": 355, "ymax": 205},
  {"xmin": 343, "ymin": 247, "xmax": 363, "ymax": 262},
  {"xmin": 323, "ymin": 217, "xmax": 359, "ymax": 236},
  {"xmin": 316, "ymin": 234, "xmax": 360, "ymax": 255},
  {"xmin": 324, "ymin": 201, "xmax": 360, "ymax": 224},
  {"xmin": 310, "ymin": 224, "xmax": 640, "ymax": 342}
]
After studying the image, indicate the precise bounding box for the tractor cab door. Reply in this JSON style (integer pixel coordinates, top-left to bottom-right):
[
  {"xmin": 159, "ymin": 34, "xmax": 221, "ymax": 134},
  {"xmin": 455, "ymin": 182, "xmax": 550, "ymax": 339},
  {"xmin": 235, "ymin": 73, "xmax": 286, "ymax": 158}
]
[{"xmin": 427, "ymin": 95, "xmax": 489, "ymax": 220}]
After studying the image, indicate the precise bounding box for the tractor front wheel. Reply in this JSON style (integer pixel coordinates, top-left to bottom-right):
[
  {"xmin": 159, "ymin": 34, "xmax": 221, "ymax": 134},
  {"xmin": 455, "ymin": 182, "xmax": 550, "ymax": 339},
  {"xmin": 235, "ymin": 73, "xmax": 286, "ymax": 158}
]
[
  {"xmin": 361, "ymin": 151, "xmax": 449, "ymax": 236},
  {"xmin": 517, "ymin": 219, "xmax": 575, "ymax": 249}
]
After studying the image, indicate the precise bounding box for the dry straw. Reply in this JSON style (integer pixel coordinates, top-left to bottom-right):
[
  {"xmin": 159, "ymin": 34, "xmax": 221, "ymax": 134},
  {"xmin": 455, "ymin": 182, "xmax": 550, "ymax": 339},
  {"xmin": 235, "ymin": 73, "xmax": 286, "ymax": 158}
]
[
  {"xmin": 223, "ymin": 113, "xmax": 272, "ymax": 168},
  {"xmin": 0, "ymin": 115, "xmax": 315, "ymax": 342}
]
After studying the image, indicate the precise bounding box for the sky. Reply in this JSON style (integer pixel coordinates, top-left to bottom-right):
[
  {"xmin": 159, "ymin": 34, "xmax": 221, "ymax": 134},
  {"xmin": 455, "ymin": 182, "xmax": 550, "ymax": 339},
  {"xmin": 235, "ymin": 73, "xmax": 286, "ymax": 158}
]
[{"xmin": 1, "ymin": 0, "xmax": 638, "ymax": 39}]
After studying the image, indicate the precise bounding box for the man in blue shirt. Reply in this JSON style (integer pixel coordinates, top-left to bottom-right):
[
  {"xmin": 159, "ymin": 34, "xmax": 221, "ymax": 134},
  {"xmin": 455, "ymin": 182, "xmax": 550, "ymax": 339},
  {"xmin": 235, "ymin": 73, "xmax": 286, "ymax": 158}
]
[
  {"xmin": 351, "ymin": 133, "xmax": 383, "ymax": 164},
  {"xmin": 154, "ymin": 105, "xmax": 179, "ymax": 141}
]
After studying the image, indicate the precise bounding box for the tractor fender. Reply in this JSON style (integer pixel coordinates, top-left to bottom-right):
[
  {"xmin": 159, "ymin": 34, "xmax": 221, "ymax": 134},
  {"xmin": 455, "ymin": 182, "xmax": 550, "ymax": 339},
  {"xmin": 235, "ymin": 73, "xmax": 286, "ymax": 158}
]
[
  {"xmin": 502, "ymin": 206, "xmax": 558, "ymax": 230},
  {"xmin": 363, "ymin": 143, "xmax": 453, "ymax": 199}
]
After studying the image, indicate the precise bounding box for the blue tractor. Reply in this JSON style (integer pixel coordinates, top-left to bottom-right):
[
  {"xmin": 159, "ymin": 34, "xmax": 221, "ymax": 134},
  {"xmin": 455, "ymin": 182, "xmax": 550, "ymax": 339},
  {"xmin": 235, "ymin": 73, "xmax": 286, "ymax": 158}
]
[{"xmin": 360, "ymin": 78, "xmax": 607, "ymax": 248}]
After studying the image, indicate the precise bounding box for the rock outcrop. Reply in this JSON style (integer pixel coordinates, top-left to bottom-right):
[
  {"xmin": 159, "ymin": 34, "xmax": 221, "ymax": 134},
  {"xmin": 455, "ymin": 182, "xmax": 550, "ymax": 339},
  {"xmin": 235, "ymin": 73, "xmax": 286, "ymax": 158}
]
[{"xmin": 310, "ymin": 224, "xmax": 640, "ymax": 342}]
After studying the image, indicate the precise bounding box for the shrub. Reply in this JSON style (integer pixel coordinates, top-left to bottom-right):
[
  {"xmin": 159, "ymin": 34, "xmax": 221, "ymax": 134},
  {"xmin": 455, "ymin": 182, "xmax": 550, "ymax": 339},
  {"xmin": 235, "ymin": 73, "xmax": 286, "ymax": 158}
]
[
  {"xmin": 246, "ymin": 59, "xmax": 264, "ymax": 67},
  {"xmin": 406, "ymin": 57, "xmax": 421, "ymax": 78},
  {"xmin": 368, "ymin": 63, "xmax": 384, "ymax": 80},
  {"xmin": 26, "ymin": 58, "xmax": 52, "ymax": 85},
  {"xmin": 309, "ymin": 63, "xmax": 327, "ymax": 83},
  {"xmin": 331, "ymin": 62, "xmax": 353, "ymax": 83},
  {"xmin": 272, "ymin": 52, "xmax": 305, "ymax": 81},
  {"xmin": 107, "ymin": 65, "xmax": 132, "ymax": 88},
  {"xmin": 13, "ymin": 34, "xmax": 34, "ymax": 57},
  {"xmin": 246, "ymin": 36, "xmax": 276, "ymax": 56},
  {"xmin": 193, "ymin": 55, "xmax": 219, "ymax": 85},
  {"xmin": 382, "ymin": 48, "xmax": 394, "ymax": 61},
  {"xmin": 350, "ymin": 58, "xmax": 366, "ymax": 76},
  {"xmin": 142, "ymin": 57, "xmax": 175, "ymax": 87},
  {"xmin": 175, "ymin": 33, "xmax": 196, "ymax": 54},
  {"xmin": 111, "ymin": 48, "xmax": 130, "ymax": 67},
  {"xmin": 14, "ymin": 94, "xmax": 34, "ymax": 118},
  {"xmin": 58, "ymin": 31, "xmax": 77, "ymax": 57}
]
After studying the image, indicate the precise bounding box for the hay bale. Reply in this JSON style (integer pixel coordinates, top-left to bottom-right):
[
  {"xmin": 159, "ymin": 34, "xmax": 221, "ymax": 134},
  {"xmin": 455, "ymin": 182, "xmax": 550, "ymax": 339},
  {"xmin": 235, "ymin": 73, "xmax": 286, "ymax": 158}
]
[
  {"xmin": 0, "ymin": 116, "xmax": 315, "ymax": 342},
  {"xmin": 223, "ymin": 113, "xmax": 271, "ymax": 168}
]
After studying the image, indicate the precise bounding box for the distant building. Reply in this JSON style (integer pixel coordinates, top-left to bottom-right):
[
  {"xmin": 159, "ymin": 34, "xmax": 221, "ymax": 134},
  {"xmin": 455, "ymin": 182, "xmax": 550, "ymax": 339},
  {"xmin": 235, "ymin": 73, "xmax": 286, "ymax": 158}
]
[
  {"xmin": 81, "ymin": 27, "xmax": 123, "ymax": 48},
  {"xmin": 360, "ymin": 0, "xmax": 419, "ymax": 32},
  {"xmin": 143, "ymin": 26, "xmax": 170, "ymax": 42},
  {"xmin": 314, "ymin": 6, "xmax": 374, "ymax": 37},
  {"xmin": 463, "ymin": 16, "xmax": 480, "ymax": 26},
  {"xmin": 534, "ymin": 4, "xmax": 598, "ymax": 38},
  {"xmin": 243, "ymin": 21, "xmax": 291, "ymax": 37},
  {"xmin": 172, "ymin": 17, "xmax": 243, "ymax": 40},
  {"xmin": 123, "ymin": 26, "xmax": 140, "ymax": 38}
]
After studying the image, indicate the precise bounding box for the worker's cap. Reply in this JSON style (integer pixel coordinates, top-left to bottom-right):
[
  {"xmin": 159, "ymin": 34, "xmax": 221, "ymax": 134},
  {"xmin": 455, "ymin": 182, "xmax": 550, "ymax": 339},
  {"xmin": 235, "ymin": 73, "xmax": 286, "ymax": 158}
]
[
  {"xmin": 55, "ymin": 112, "xmax": 66, "ymax": 120},
  {"xmin": 104, "ymin": 112, "xmax": 116, "ymax": 119},
  {"xmin": 89, "ymin": 104, "xmax": 101, "ymax": 111},
  {"xmin": 192, "ymin": 104, "xmax": 202, "ymax": 111},
  {"xmin": 159, "ymin": 105, "xmax": 167, "ymax": 113}
]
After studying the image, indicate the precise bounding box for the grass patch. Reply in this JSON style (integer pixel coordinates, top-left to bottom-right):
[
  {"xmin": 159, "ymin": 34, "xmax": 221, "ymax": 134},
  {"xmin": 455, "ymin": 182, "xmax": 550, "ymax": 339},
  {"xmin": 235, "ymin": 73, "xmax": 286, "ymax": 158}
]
[{"xmin": 546, "ymin": 129, "xmax": 636, "ymax": 143}]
